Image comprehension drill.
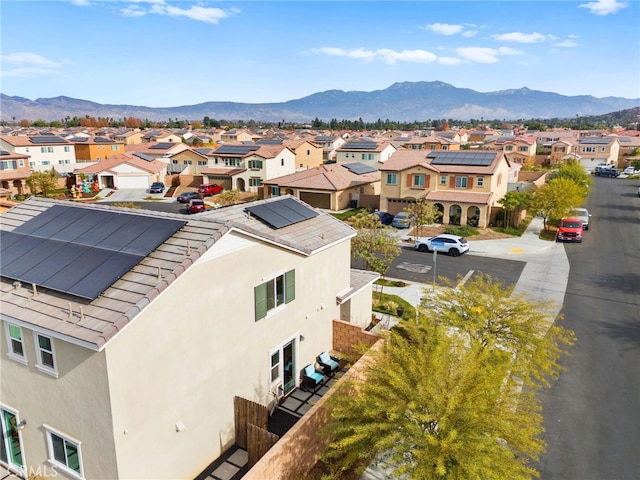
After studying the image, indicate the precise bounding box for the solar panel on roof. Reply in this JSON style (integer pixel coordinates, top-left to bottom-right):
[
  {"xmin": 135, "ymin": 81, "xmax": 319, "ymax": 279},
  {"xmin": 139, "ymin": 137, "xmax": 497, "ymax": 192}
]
[
  {"xmin": 429, "ymin": 151, "xmax": 495, "ymax": 166},
  {"xmin": 94, "ymin": 137, "xmax": 115, "ymax": 143},
  {"xmin": 193, "ymin": 148, "xmax": 212, "ymax": 155},
  {"xmin": 132, "ymin": 152, "xmax": 155, "ymax": 162},
  {"xmin": 214, "ymin": 145, "xmax": 260, "ymax": 155},
  {"xmin": 256, "ymin": 139, "xmax": 283, "ymax": 145},
  {"xmin": 29, "ymin": 136, "xmax": 68, "ymax": 144},
  {"xmin": 245, "ymin": 197, "xmax": 319, "ymax": 229},
  {"xmin": 149, "ymin": 142, "xmax": 175, "ymax": 150},
  {"xmin": 1, "ymin": 151, "xmax": 11, "ymax": 156},
  {"xmin": 0, "ymin": 205, "xmax": 186, "ymax": 300},
  {"xmin": 579, "ymin": 138, "xmax": 610, "ymax": 144},
  {"xmin": 342, "ymin": 162, "xmax": 377, "ymax": 175},
  {"xmin": 343, "ymin": 141, "xmax": 377, "ymax": 150}
]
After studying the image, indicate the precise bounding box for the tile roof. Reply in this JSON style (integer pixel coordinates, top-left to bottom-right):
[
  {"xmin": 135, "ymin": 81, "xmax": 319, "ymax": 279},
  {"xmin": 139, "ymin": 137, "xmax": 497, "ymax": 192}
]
[
  {"xmin": 336, "ymin": 269, "xmax": 379, "ymax": 304},
  {"xmin": 381, "ymin": 149, "xmax": 505, "ymax": 175},
  {"xmin": 263, "ymin": 164, "xmax": 380, "ymax": 191},
  {"xmin": 425, "ymin": 190, "xmax": 493, "ymax": 204},
  {"xmin": 74, "ymin": 153, "xmax": 166, "ymax": 174},
  {"xmin": 0, "ymin": 196, "xmax": 355, "ymax": 350}
]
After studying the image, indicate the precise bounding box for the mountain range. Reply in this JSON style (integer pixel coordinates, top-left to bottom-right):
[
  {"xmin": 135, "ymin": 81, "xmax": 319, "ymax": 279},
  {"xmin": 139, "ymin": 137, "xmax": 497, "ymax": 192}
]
[{"xmin": 1, "ymin": 81, "xmax": 638, "ymax": 123}]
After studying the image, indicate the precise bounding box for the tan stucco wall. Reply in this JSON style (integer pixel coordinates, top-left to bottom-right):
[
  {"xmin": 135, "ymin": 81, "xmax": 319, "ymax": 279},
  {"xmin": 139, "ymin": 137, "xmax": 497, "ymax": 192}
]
[
  {"xmin": 104, "ymin": 231, "xmax": 352, "ymax": 479},
  {"xmin": 0, "ymin": 324, "xmax": 117, "ymax": 479},
  {"xmin": 293, "ymin": 143, "xmax": 324, "ymax": 169}
]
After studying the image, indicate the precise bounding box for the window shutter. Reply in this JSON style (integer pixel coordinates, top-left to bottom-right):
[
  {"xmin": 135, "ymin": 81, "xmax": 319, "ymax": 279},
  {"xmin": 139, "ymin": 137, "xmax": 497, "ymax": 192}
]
[
  {"xmin": 467, "ymin": 176, "xmax": 473, "ymax": 189},
  {"xmin": 449, "ymin": 176, "xmax": 456, "ymax": 188},
  {"xmin": 425, "ymin": 175, "xmax": 430, "ymax": 188},
  {"xmin": 407, "ymin": 174, "xmax": 412, "ymax": 187},
  {"xmin": 285, "ymin": 270, "xmax": 295, "ymax": 303},
  {"xmin": 254, "ymin": 283, "xmax": 267, "ymax": 321}
]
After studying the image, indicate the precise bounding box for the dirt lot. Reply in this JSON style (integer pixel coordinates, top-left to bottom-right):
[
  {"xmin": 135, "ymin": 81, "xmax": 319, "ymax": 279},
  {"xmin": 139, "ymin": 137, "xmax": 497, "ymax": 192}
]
[{"xmin": 406, "ymin": 226, "xmax": 515, "ymax": 242}]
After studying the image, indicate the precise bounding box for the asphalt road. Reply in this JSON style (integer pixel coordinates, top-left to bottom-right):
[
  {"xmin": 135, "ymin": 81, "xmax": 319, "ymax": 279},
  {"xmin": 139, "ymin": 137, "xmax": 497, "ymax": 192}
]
[{"xmin": 538, "ymin": 176, "xmax": 640, "ymax": 479}]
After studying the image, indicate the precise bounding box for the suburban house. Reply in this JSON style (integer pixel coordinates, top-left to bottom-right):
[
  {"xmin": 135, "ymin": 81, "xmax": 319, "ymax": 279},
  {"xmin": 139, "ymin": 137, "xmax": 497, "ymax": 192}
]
[
  {"xmin": 612, "ymin": 135, "xmax": 640, "ymax": 166},
  {"xmin": 140, "ymin": 130, "xmax": 181, "ymax": 144},
  {"xmin": 0, "ymin": 195, "xmax": 377, "ymax": 479},
  {"xmin": 549, "ymin": 136, "xmax": 620, "ymax": 170},
  {"xmin": 311, "ymin": 135, "xmax": 346, "ymax": 162},
  {"xmin": 74, "ymin": 153, "xmax": 168, "ymax": 189},
  {"xmin": 436, "ymin": 130, "xmax": 468, "ymax": 144},
  {"xmin": 164, "ymin": 148, "xmax": 210, "ymax": 175},
  {"xmin": 379, "ymin": 149, "xmax": 512, "ymax": 227},
  {"xmin": 0, "ymin": 135, "xmax": 77, "ymax": 173},
  {"xmin": 262, "ymin": 162, "xmax": 381, "ymax": 210},
  {"xmin": 282, "ymin": 138, "xmax": 325, "ymax": 170},
  {"xmin": 68, "ymin": 136, "xmax": 125, "ymax": 164},
  {"xmin": 0, "ymin": 151, "xmax": 31, "ymax": 197},
  {"xmin": 111, "ymin": 130, "xmax": 143, "ymax": 146},
  {"xmin": 219, "ymin": 129, "xmax": 255, "ymax": 143},
  {"xmin": 335, "ymin": 139, "xmax": 396, "ymax": 168},
  {"xmin": 395, "ymin": 135, "xmax": 460, "ymax": 152},
  {"xmin": 500, "ymin": 135, "xmax": 537, "ymax": 166},
  {"xmin": 201, "ymin": 144, "xmax": 296, "ymax": 192}
]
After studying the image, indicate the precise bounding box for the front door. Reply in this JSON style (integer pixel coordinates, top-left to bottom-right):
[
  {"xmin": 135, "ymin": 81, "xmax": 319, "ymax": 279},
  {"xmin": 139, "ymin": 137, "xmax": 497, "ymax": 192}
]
[
  {"xmin": 270, "ymin": 338, "xmax": 297, "ymax": 397},
  {"xmin": 0, "ymin": 408, "xmax": 24, "ymax": 474}
]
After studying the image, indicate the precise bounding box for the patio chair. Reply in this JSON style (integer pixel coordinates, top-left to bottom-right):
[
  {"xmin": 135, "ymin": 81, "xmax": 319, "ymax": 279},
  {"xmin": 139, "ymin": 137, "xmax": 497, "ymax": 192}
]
[
  {"xmin": 317, "ymin": 351, "xmax": 340, "ymax": 377},
  {"xmin": 301, "ymin": 364, "xmax": 325, "ymax": 392}
]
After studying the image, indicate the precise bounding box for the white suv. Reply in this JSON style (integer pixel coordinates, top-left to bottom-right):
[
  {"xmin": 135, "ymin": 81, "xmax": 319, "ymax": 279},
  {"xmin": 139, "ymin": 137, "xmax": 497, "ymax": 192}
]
[
  {"xmin": 570, "ymin": 208, "xmax": 591, "ymax": 230},
  {"xmin": 414, "ymin": 234, "xmax": 470, "ymax": 257}
]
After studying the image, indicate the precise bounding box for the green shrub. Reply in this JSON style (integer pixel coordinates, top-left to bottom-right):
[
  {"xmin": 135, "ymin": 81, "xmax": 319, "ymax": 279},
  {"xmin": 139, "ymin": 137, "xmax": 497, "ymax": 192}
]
[{"xmin": 444, "ymin": 225, "xmax": 479, "ymax": 237}]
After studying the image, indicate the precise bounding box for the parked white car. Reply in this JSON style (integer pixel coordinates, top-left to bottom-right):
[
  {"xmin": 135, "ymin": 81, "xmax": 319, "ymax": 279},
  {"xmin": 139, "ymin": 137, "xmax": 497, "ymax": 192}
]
[
  {"xmin": 570, "ymin": 208, "xmax": 591, "ymax": 230},
  {"xmin": 414, "ymin": 234, "xmax": 470, "ymax": 257}
]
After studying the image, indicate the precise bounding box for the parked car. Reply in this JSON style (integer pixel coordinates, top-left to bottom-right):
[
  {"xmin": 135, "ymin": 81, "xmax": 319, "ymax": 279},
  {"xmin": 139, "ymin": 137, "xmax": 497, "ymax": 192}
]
[
  {"xmin": 570, "ymin": 208, "xmax": 591, "ymax": 230},
  {"xmin": 391, "ymin": 211, "xmax": 415, "ymax": 229},
  {"xmin": 186, "ymin": 198, "xmax": 206, "ymax": 214},
  {"xmin": 414, "ymin": 234, "xmax": 470, "ymax": 257},
  {"xmin": 177, "ymin": 191, "xmax": 201, "ymax": 203},
  {"xmin": 595, "ymin": 166, "xmax": 620, "ymax": 177},
  {"xmin": 198, "ymin": 183, "xmax": 224, "ymax": 196},
  {"xmin": 373, "ymin": 211, "xmax": 394, "ymax": 225},
  {"xmin": 556, "ymin": 218, "xmax": 583, "ymax": 243},
  {"xmin": 149, "ymin": 182, "xmax": 165, "ymax": 193}
]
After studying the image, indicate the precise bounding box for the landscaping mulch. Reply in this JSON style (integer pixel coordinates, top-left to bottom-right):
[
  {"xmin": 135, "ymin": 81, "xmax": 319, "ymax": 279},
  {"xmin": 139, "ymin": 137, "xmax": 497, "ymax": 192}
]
[{"xmin": 406, "ymin": 226, "xmax": 515, "ymax": 242}]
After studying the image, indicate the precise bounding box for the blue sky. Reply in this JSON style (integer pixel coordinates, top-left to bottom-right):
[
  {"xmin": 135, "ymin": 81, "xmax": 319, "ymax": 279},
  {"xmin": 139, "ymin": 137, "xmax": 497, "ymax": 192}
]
[{"xmin": 1, "ymin": 0, "xmax": 639, "ymax": 108}]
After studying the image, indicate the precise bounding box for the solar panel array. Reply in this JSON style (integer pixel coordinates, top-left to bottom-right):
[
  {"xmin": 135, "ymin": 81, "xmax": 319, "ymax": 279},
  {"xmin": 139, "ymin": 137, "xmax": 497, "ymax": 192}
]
[
  {"xmin": 94, "ymin": 137, "xmax": 115, "ymax": 144},
  {"xmin": 245, "ymin": 198, "xmax": 319, "ymax": 229},
  {"xmin": 429, "ymin": 151, "xmax": 495, "ymax": 166},
  {"xmin": 579, "ymin": 138, "xmax": 610, "ymax": 144},
  {"xmin": 193, "ymin": 148, "xmax": 213, "ymax": 155},
  {"xmin": 214, "ymin": 145, "xmax": 260, "ymax": 155},
  {"xmin": 132, "ymin": 152, "xmax": 156, "ymax": 162},
  {"xmin": 256, "ymin": 139, "xmax": 283, "ymax": 145},
  {"xmin": 69, "ymin": 137, "xmax": 88, "ymax": 143},
  {"xmin": 0, "ymin": 205, "xmax": 186, "ymax": 300},
  {"xmin": 342, "ymin": 162, "xmax": 377, "ymax": 175},
  {"xmin": 29, "ymin": 136, "xmax": 68, "ymax": 144},
  {"xmin": 149, "ymin": 142, "xmax": 175, "ymax": 150},
  {"xmin": 342, "ymin": 141, "xmax": 377, "ymax": 150}
]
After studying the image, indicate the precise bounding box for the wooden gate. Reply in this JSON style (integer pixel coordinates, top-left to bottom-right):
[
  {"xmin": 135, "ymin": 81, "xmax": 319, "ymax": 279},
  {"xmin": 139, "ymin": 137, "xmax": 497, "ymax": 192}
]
[
  {"xmin": 234, "ymin": 396, "xmax": 268, "ymax": 450},
  {"xmin": 247, "ymin": 423, "xmax": 279, "ymax": 467}
]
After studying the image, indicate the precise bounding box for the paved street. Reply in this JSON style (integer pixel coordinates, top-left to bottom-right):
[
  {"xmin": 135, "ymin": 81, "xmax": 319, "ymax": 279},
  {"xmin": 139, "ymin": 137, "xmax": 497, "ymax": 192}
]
[{"xmin": 538, "ymin": 177, "xmax": 640, "ymax": 479}]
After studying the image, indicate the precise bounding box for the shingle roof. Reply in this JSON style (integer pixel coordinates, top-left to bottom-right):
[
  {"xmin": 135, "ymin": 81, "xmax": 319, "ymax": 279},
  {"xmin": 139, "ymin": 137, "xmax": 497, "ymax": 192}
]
[{"xmin": 0, "ymin": 196, "xmax": 354, "ymax": 350}]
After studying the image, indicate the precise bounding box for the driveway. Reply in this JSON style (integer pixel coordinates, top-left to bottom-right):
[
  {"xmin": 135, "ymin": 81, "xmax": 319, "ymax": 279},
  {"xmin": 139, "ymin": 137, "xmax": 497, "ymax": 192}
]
[{"xmin": 98, "ymin": 188, "xmax": 169, "ymax": 203}]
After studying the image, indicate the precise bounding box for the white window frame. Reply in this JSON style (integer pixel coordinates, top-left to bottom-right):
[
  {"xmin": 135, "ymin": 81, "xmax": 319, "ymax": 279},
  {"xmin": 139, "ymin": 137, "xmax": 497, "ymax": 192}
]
[
  {"xmin": 5, "ymin": 323, "xmax": 27, "ymax": 365},
  {"xmin": 1, "ymin": 405, "xmax": 25, "ymax": 474},
  {"xmin": 271, "ymin": 186, "xmax": 280, "ymax": 197},
  {"xmin": 455, "ymin": 176, "xmax": 468, "ymax": 188},
  {"xmin": 249, "ymin": 177, "xmax": 262, "ymax": 187},
  {"xmin": 476, "ymin": 176, "xmax": 484, "ymax": 187},
  {"xmin": 34, "ymin": 333, "xmax": 58, "ymax": 377},
  {"xmin": 386, "ymin": 173, "xmax": 397, "ymax": 185},
  {"xmin": 254, "ymin": 269, "xmax": 295, "ymax": 321},
  {"xmin": 413, "ymin": 174, "xmax": 425, "ymax": 187},
  {"xmin": 44, "ymin": 425, "xmax": 84, "ymax": 480},
  {"xmin": 439, "ymin": 175, "xmax": 447, "ymax": 186}
]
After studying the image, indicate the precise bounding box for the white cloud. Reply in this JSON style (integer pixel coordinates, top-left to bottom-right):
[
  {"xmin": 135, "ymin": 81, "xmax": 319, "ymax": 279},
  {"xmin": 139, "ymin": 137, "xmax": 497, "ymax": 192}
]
[
  {"xmin": 455, "ymin": 47, "xmax": 500, "ymax": 63},
  {"xmin": 492, "ymin": 32, "xmax": 547, "ymax": 43},
  {"xmin": 0, "ymin": 53, "xmax": 63, "ymax": 77},
  {"xmin": 462, "ymin": 30, "xmax": 478, "ymax": 38},
  {"xmin": 149, "ymin": 3, "xmax": 229, "ymax": 24},
  {"xmin": 313, "ymin": 47, "xmax": 436, "ymax": 64},
  {"xmin": 498, "ymin": 47, "xmax": 523, "ymax": 56},
  {"xmin": 580, "ymin": 0, "xmax": 629, "ymax": 15},
  {"xmin": 553, "ymin": 40, "xmax": 579, "ymax": 48},
  {"xmin": 120, "ymin": 5, "xmax": 146, "ymax": 17},
  {"xmin": 425, "ymin": 23, "xmax": 463, "ymax": 35},
  {"xmin": 438, "ymin": 57, "xmax": 465, "ymax": 66}
]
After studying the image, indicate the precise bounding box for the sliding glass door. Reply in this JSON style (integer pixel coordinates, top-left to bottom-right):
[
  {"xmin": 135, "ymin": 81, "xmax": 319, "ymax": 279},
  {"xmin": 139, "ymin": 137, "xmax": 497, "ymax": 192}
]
[
  {"xmin": 0, "ymin": 408, "xmax": 24, "ymax": 474},
  {"xmin": 270, "ymin": 337, "xmax": 297, "ymax": 397}
]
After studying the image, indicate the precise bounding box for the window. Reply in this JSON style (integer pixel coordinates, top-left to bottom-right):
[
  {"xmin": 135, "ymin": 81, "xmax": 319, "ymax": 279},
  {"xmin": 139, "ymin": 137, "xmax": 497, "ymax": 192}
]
[
  {"xmin": 29, "ymin": 162, "xmax": 35, "ymax": 168},
  {"xmin": 248, "ymin": 159, "xmax": 263, "ymax": 169},
  {"xmin": 249, "ymin": 177, "xmax": 262, "ymax": 187},
  {"xmin": 41, "ymin": 161, "xmax": 51, "ymax": 166},
  {"xmin": 430, "ymin": 145, "xmax": 436, "ymax": 150},
  {"xmin": 306, "ymin": 149, "xmax": 310, "ymax": 155},
  {"xmin": 35, "ymin": 333, "xmax": 56, "ymax": 375},
  {"xmin": 5, "ymin": 324, "xmax": 26, "ymax": 364},
  {"xmin": 224, "ymin": 158, "xmax": 241, "ymax": 167},
  {"xmin": 582, "ymin": 146, "xmax": 596, "ymax": 153},
  {"xmin": 198, "ymin": 160, "xmax": 207, "ymax": 166},
  {"xmin": 455, "ymin": 176, "xmax": 468, "ymax": 188},
  {"xmin": 40, "ymin": 147, "xmax": 54, "ymax": 153},
  {"xmin": 45, "ymin": 427, "xmax": 83, "ymax": 479},
  {"xmin": 271, "ymin": 186, "xmax": 280, "ymax": 197},
  {"xmin": 0, "ymin": 161, "xmax": 17, "ymax": 170},
  {"xmin": 254, "ymin": 270, "xmax": 295, "ymax": 321},
  {"xmin": 600, "ymin": 147, "xmax": 606, "ymax": 152},
  {"xmin": 413, "ymin": 174, "xmax": 425, "ymax": 187},
  {"xmin": 439, "ymin": 175, "xmax": 447, "ymax": 186},
  {"xmin": 518, "ymin": 146, "xmax": 528, "ymax": 152},
  {"xmin": 281, "ymin": 158, "xmax": 285, "ymax": 166},
  {"xmin": 110, "ymin": 145, "xmax": 119, "ymax": 151},
  {"xmin": 361, "ymin": 153, "xmax": 373, "ymax": 160},
  {"xmin": 18, "ymin": 160, "xmax": 24, "ymax": 167},
  {"xmin": 386, "ymin": 173, "xmax": 397, "ymax": 185},
  {"xmin": 442, "ymin": 145, "xmax": 448, "ymax": 151},
  {"xmin": 505, "ymin": 145, "xmax": 513, "ymax": 151},
  {"xmin": 1, "ymin": 408, "xmax": 24, "ymax": 471},
  {"xmin": 476, "ymin": 176, "xmax": 484, "ymax": 187}
]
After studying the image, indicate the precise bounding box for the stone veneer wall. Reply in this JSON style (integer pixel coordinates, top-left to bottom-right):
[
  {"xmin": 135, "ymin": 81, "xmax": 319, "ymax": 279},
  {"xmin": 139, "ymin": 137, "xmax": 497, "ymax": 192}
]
[{"xmin": 242, "ymin": 320, "xmax": 381, "ymax": 480}]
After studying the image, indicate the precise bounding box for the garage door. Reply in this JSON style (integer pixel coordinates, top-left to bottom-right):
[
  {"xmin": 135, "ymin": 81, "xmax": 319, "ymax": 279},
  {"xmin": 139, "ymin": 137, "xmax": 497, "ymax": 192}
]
[
  {"xmin": 117, "ymin": 175, "xmax": 150, "ymax": 189},
  {"xmin": 300, "ymin": 192, "xmax": 331, "ymax": 209}
]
